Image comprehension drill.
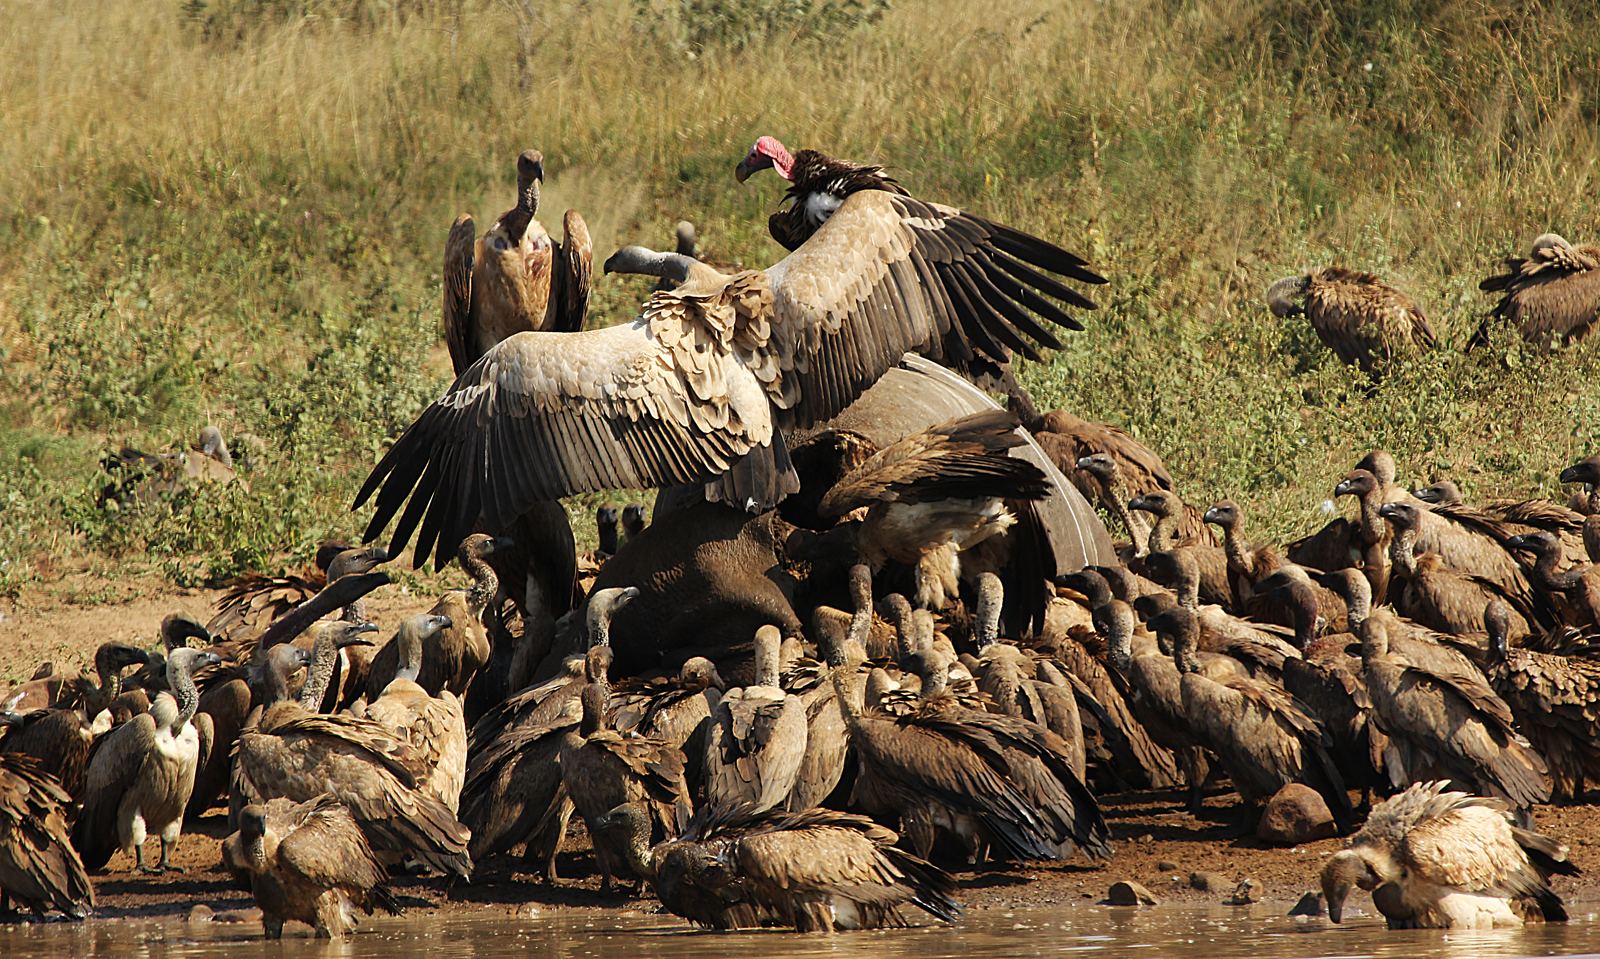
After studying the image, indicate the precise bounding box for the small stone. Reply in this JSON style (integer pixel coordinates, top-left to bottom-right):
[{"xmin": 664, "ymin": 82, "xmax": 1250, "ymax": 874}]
[
  {"xmin": 1288, "ymin": 892, "xmax": 1326, "ymax": 917},
  {"xmin": 1189, "ymin": 870, "xmax": 1228, "ymax": 892},
  {"xmin": 1257, "ymin": 783, "xmax": 1338, "ymax": 844},
  {"xmin": 1134, "ymin": 833, "xmax": 1155, "ymax": 844},
  {"xmin": 1157, "ymin": 860, "xmax": 1179, "ymax": 872},
  {"xmin": 1226, "ymin": 878, "xmax": 1264, "ymax": 905},
  {"xmin": 1107, "ymin": 881, "xmax": 1158, "ymax": 906},
  {"xmin": 187, "ymin": 904, "xmax": 214, "ymax": 922}
]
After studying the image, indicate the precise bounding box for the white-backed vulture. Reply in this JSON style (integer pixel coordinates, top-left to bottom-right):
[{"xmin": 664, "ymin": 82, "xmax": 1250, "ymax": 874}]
[
  {"xmin": 1135, "ymin": 550, "xmax": 1302, "ymax": 679},
  {"xmin": 1505, "ymin": 531, "xmax": 1600, "ymax": 627},
  {"xmin": 361, "ymin": 614, "xmax": 466, "ymax": 815},
  {"xmin": 0, "ymin": 754, "xmax": 93, "ymax": 919},
  {"xmin": 1322, "ymin": 781, "xmax": 1573, "ymax": 928},
  {"xmin": 1559, "ymin": 454, "xmax": 1600, "ymax": 516},
  {"xmin": 0, "ymin": 643, "xmax": 149, "ymax": 800},
  {"xmin": 1483, "ymin": 600, "xmax": 1600, "ymax": 801},
  {"xmin": 1358, "ymin": 613, "xmax": 1549, "ymax": 813},
  {"xmin": 234, "ymin": 628, "xmax": 473, "ymax": 876},
  {"xmin": 356, "ymin": 141, "xmax": 1106, "ymax": 570},
  {"xmin": 1475, "ymin": 233, "xmax": 1600, "ymax": 350},
  {"xmin": 816, "ymin": 409, "xmax": 1049, "ymax": 611},
  {"xmin": 443, "ymin": 149, "xmax": 590, "ymax": 373},
  {"xmin": 1266, "ymin": 267, "xmax": 1436, "ymax": 375},
  {"xmin": 560, "ymin": 645, "xmax": 694, "ymax": 891},
  {"xmin": 1007, "ymin": 388, "xmax": 1172, "ymax": 506},
  {"xmin": 1381, "ymin": 502, "xmax": 1546, "ymax": 636},
  {"xmin": 704, "ymin": 625, "xmax": 806, "ymax": 812},
  {"xmin": 225, "ymin": 795, "xmax": 402, "ymax": 938},
  {"xmin": 72, "ymin": 647, "xmax": 220, "ymax": 873},
  {"xmin": 1144, "ymin": 606, "xmax": 1352, "ymax": 834},
  {"xmin": 364, "ymin": 534, "xmax": 505, "ymax": 702},
  {"xmin": 1074, "ymin": 452, "xmax": 1153, "ymax": 558},
  {"xmin": 622, "ymin": 503, "xmax": 648, "ymax": 543},
  {"xmin": 1128, "ymin": 491, "xmax": 1228, "ymax": 607},
  {"xmin": 593, "ymin": 801, "xmax": 961, "ymax": 932},
  {"xmin": 1202, "ymin": 499, "xmax": 1293, "ymax": 623},
  {"xmin": 205, "ymin": 541, "xmax": 354, "ymax": 648},
  {"xmin": 821, "ymin": 584, "xmax": 1111, "ymax": 863},
  {"xmin": 2, "ymin": 641, "xmax": 149, "ymax": 719}
]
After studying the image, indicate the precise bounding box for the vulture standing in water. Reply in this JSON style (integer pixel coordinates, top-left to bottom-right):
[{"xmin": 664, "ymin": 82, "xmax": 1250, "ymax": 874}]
[
  {"xmin": 814, "ymin": 409, "xmax": 1049, "ymax": 611},
  {"xmin": 0, "ymin": 754, "xmax": 94, "ymax": 920},
  {"xmin": 73, "ymin": 648, "xmax": 221, "ymax": 873},
  {"xmin": 593, "ymin": 801, "xmax": 960, "ymax": 932},
  {"xmin": 1266, "ymin": 267, "xmax": 1436, "ymax": 375},
  {"xmin": 356, "ymin": 136, "xmax": 1104, "ymax": 571},
  {"xmin": 360, "ymin": 614, "xmax": 467, "ymax": 815},
  {"xmin": 1475, "ymin": 233, "xmax": 1600, "ymax": 350},
  {"xmin": 226, "ymin": 795, "xmax": 402, "ymax": 939},
  {"xmin": 1322, "ymin": 781, "xmax": 1573, "ymax": 929},
  {"xmin": 703, "ymin": 625, "xmax": 806, "ymax": 812}
]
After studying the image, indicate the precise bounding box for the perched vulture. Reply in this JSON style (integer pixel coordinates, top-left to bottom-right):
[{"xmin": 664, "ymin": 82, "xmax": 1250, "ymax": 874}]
[
  {"xmin": 1266, "ymin": 267, "xmax": 1436, "ymax": 375},
  {"xmin": 1007, "ymin": 388, "xmax": 1173, "ymax": 505},
  {"xmin": 352, "ymin": 139, "xmax": 1106, "ymax": 572},
  {"xmin": 0, "ymin": 753, "xmax": 94, "ymax": 920},
  {"xmin": 1322, "ymin": 780, "xmax": 1573, "ymax": 929},
  {"xmin": 1475, "ymin": 233, "xmax": 1600, "ymax": 350},
  {"xmin": 443, "ymin": 148, "xmax": 591, "ymax": 373}
]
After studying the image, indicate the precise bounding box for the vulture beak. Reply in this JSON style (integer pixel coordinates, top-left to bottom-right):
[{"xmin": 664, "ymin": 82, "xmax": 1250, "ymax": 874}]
[
  {"xmin": 1558, "ymin": 464, "xmax": 1585, "ymax": 485},
  {"xmin": 734, "ymin": 151, "xmax": 768, "ymax": 184},
  {"xmin": 492, "ymin": 536, "xmax": 517, "ymax": 553},
  {"xmin": 1504, "ymin": 534, "xmax": 1533, "ymax": 553}
]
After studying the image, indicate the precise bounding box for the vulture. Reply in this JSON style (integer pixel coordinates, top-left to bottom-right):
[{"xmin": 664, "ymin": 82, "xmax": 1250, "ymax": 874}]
[
  {"xmin": 72, "ymin": 647, "xmax": 221, "ymax": 873},
  {"xmin": 592, "ymin": 801, "xmax": 961, "ymax": 932},
  {"xmin": 234, "ymin": 629, "xmax": 473, "ymax": 876},
  {"xmin": 360, "ymin": 614, "xmax": 467, "ymax": 815},
  {"xmin": 0, "ymin": 643, "xmax": 149, "ymax": 799},
  {"xmin": 1266, "ymin": 267, "xmax": 1436, "ymax": 375},
  {"xmin": 621, "ymin": 503, "xmax": 648, "ymax": 543},
  {"xmin": 1128, "ymin": 488, "xmax": 1223, "ymax": 558},
  {"xmin": 1322, "ymin": 781, "xmax": 1573, "ymax": 929},
  {"xmin": 1, "ymin": 641, "xmax": 149, "ymax": 717},
  {"xmin": 1380, "ymin": 502, "xmax": 1545, "ymax": 636},
  {"xmin": 814, "ymin": 409, "xmax": 1049, "ymax": 611},
  {"xmin": 1143, "ymin": 606, "xmax": 1352, "ymax": 835},
  {"xmin": 1475, "ymin": 233, "xmax": 1600, "ymax": 350},
  {"xmin": 1075, "ymin": 452, "xmax": 1153, "ymax": 557},
  {"xmin": 1560, "ymin": 454, "xmax": 1600, "ymax": 516},
  {"xmin": 1006, "ymin": 388, "xmax": 1173, "ymax": 505},
  {"xmin": 205, "ymin": 540, "xmax": 355, "ymax": 648},
  {"xmin": 1505, "ymin": 531, "xmax": 1600, "ymax": 626},
  {"xmin": 226, "ymin": 795, "xmax": 402, "ymax": 938},
  {"xmin": 356, "ymin": 137, "xmax": 1105, "ymax": 572},
  {"xmin": 1483, "ymin": 600, "xmax": 1600, "ymax": 802},
  {"xmin": 1202, "ymin": 499, "xmax": 1292, "ymax": 623},
  {"xmin": 703, "ymin": 625, "xmax": 806, "ymax": 812},
  {"xmin": 443, "ymin": 148, "xmax": 590, "ymax": 371},
  {"xmin": 0, "ymin": 753, "xmax": 94, "ymax": 920}
]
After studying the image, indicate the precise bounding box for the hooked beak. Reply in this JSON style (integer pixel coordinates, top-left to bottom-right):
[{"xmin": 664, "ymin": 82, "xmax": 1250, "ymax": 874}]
[
  {"xmin": 492, "ymin": 536, "xmax": 517, "ymax": 554},
  {"xmin": 734, "ymin": 150, "xmax": 771, "ymax": 184},
  {"xmin": 1559, "ymin": 464, "xmax": 1586, "ymax": 485}
]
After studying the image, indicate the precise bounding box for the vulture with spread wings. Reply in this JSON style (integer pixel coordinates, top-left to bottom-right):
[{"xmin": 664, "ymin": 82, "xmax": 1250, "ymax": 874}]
[{"xmin": 357, "ymin": 147, "xmax": 1104, "ymax": 570}]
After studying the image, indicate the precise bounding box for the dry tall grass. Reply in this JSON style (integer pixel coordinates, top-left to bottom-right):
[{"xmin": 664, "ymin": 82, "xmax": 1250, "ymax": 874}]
[{"xmin": 2, "ymin": 0, "xmax": 1598, "ymax": 588}]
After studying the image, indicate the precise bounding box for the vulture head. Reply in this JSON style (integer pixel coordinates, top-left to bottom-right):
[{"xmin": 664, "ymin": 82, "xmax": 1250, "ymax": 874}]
[
  {"xmin": 194, "ymin": 425, "xmax": 232, "ymax": 467},
  {"xmin": 1321, "ymin": 848, "xmax": 1383, "ymax": 923},
  {"xmin": 1266, "ymin": 274, "xmax": 1311, "ymax": 318},
  {"xmin": 458, "ymin": 533, "xmax": 514, "ymax": 566},
  {"xmin": 1055, "ymin": 569, "xmax": 1111, "ymax": 609},
  {"xmin": 160, "ymin": 612, "xmax": 212, "ymax": 651},
  {"xmin": 326, "ymin": 546, "xmax": 390, "ymax": 583},
  {"xmin": 1559, "ymin": 454, "xmax": 1600, "ymax": 488},
  {"xmin": 1091, "ymin": 599, "xmax": 1137, "ymax": 674},
  {"xmin": 1411, "ymin": 480, "xmax": 1462, "ymax": 506},
  {"xmin": 515, "ymin": 149, "xmax": 544, "ymax": 213},
  {"xmin": 675, "ymin": 221, "xmax": 698, "ymax": 258},
  {"xmin": 1333, "ymin": 469, "xmax": 1380, "ymax": 501},
  {"xmin": 1376, "ymin": 501, "xmax": 1420, "ymax": 532},
  {"xmin": 1314, "ymin": 568, "xmax": 1372, "ymax": 623},
  {"xmin": 314, "ymin": 539, "xmax": 357, "ymax": 573},
  {"xmin": 1354, "ymin": 450, "xmax": 1397, "ymax": 490},
  {"xmin": 1076, "ymin": 452, "xmax": 1121, "ymax": 487},
  {"xmin": 1484, "ymin": 600, "xmax": 1514, "ymax": 659},
  {"xmin": 1531, "ymin": 232, "xmax": 1573, "ymax": 259},
  {"xmin": 1505, "ymin": 531, "xmax": 1565, "ymax": 567},
  {"xmin": 94, "ymin": 641, "xmax": 152, "ymax": 675},
  {"xmin": 734, "ymin": 135, "xmax": 795, "ymax": 183},
  {"xmin": 1126, "ymin": 490, "xmax": 1176, "ymax": 520},
  {"xmin": 604, "ymin": 245, "xmax": 698, "ymax": 285},
  {"xmin": 1201, "ymin": 499, "xmax": 1240, "ymax": 531},
  {"xmin": 621, "ymin": 504, "xmax": 647, "ymax": 539}
]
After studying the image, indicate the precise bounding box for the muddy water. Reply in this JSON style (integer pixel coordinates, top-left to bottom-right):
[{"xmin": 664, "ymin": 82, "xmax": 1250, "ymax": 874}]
[{"xmin": 6, "ymin": 904, "xmax": 1600, "ymax": 959}]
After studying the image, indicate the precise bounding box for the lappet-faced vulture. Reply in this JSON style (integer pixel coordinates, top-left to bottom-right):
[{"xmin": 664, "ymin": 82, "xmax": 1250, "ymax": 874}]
[
  {"xmin": 1267, "ymin": 267, "xmax": 1436, "ymax": 376},
  {"xmin": 1475, "ymin": 233, "xmax": 1600, "ymax": 350},
  {"xmin": 357, "ymin": 143, "xmax": 1106, "ymax": 570}
]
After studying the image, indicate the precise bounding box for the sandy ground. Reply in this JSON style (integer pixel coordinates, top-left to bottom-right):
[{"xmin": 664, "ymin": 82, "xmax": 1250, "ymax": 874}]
[{"xmin": 4, "ymin": 577, "xmax": 1599, "ymax": 931}]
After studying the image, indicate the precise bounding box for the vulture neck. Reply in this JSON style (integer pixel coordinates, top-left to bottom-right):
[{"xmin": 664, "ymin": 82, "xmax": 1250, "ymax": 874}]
[
  {"xmin": 89, "ymin": 650, "xmax": 126, "ymax": 715},
  {"xmin": 1355, "ymin": 488, "xmax": 1385, "ymax": 547},
  {"xmin": 243, "ymin": 828, "xmax": 272, "ymax": 874},
  {"xmin": 1342, "ymin": 576, "xmax": 1373, "ymax": 633},
  {"xmin": 1167, "ymin": 619, "xmax": 1199, "ymax": 675},
  {"xmin": 341, "ymin": 598, "xmax": 366, "ymax": 624},
  {"xmin": 1285, "ymin": 582, "xmax": 1319, "ymax": 649},
  {"xmin": 1103, "ymin": 606, "xmax": 1134, "ymax": 674},
  {"xmin": 975, "ymin": 577, "xmax": 1003, "ymax": 650},
  {"xmin": 168, "ymin": 656, "xmax": 202, "ymax": 733},
  {"xmin": 597, "ymin": 518, "xmax": 618, "ymax": 556},
  {"xmin": 826, "ymin": 636, "xmax": 866, "ymax": 727},
  {"xmin": 1360, "ymin": 621, "xmax": 1391, "ymax": 662},
  {"xmin": 579, "ymin": 682, "xmax": 609, "ymax": 738},
  {"xmin": 464, "ymin": 551, "xmax": 499, "ymax": 619},
  {"xmin": 1388, "ymin": 525, "xmax": 1419, "ymax": 581},
  {"xmin": 1527, "ymin": 544, "xmax": 1575, "ymax": 592},
  {"xmin": 1219, "ymin": 519, "xmax": 1250, "ymax": 577},
  {"xmin": 395, "ymin": 622, "xmax": 424, "ymax": 685},
  {"xmin": 1102, "ymin": 476, "xmax": 1150, "ymax": 558},
  {"xmin": 299, "ymin": 635, "xmax": 341, "ymax": 711},
  {"xmin": 752, "ymin": 632, "xmax": 780, "ymax": 689},
  {"xmin": 917, "ymin": 660, "xmax": 949, "ymax": 700},
  {"xmin": 1147, "ymin": 509, "xmax": 1177, "ymax": 554}
]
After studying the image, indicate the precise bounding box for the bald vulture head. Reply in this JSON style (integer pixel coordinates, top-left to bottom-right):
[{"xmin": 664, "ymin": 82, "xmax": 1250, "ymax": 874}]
[
  {"xmin": 586, "ymin": 586, "xmax": 640, "ymax": 648},
  {"xmin": 1411, "ymin": 480, "xmax": 1463, "ymax": 506},
  {"xmin": 604, "ymin": 245, "xmax": 725, "ymax": 290},
  {"xmin": 160, "ymin": 612, "xmax": 211, "ymax": 651},
  {"xmin": 1333, "ymin": 468, "xmax": 1381, "ymax": 500},
  {"xmin": 1376, "ymin": 501, "xmax": 1422, "ymax": 533},
  {"xmin": 1266, "ymin": 275, "xmax": 1311, "ymax": 318},
  {"xmin": 1532, "ymin": 233, "xmax": 1572, "ymax": 256},
  {"xmin": 675, "ymin": 221, "xmax": 697, "ymax": 257},
  {"xmin": 195, "ymin": 425, "xmax": 232, "ymax": 468},
  {"xmin": 516, "ymin": 149, "xmax": 544, "ymax": 213},
  {"xmin": 1322, "ymin": 847, "xmax": 1384, "ymax": 923},
  {"xmin": 1559, "ymin": 454, "xmax": 1600, "ymax": 488},
  {"xmin": 1354, "ymin": 450, "xmax": 1397, "ymax": 490}
]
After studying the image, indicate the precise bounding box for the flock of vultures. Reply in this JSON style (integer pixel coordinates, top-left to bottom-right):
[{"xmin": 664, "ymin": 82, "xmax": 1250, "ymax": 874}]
[{"xmin": 3, "ymin": 137, "xmax": 1600, "ymax": 938}]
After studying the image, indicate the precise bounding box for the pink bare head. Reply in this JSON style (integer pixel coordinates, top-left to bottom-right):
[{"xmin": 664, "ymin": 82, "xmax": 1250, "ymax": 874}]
[{"xmin": 735, "ymin": 135, "xmax": 794, "ymax": 183}]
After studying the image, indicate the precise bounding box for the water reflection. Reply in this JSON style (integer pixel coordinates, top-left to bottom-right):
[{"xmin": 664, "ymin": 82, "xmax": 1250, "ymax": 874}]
[{"xmin": 3, "ymin": 904, "xmax": 1599, "ymax": 959}]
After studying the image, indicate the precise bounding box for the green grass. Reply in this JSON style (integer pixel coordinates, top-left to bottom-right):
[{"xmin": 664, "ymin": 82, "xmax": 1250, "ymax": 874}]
[{"xmin": 2, "ymin": 0, "xmax": 1599, "ymax": 595}]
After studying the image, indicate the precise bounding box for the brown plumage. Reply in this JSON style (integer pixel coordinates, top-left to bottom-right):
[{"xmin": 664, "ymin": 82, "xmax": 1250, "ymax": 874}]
[
  {"xmin": 1381, "ymin": 502, "xmax": 1545, "ymax": 636},
  {"xmin": 1415, "ymin": 482, "xmax": 1588, "ymax": 572},
  {"xmin": 1358, "ymin": 612, "xmax": 1549, "ymax": 813},
  {"xmin": 1483, "ymin": 600, "xmax": 1600, "ymax": 802},
  {"xmin": 442, "ymin": 149, "xmax": 591, "ymax": 375},
  {"xmin": 703, "ymin": 625, "xmax": 806, "ymax": 812},
  {"xmin": 1476, "ymin": 233, "xmax": 1600, "ymax": 350},
  {"xmin": 1203, "ymin": 499, "xmax": 1295, "ymax": 623},
  {"xmin": 1322, "ymin": 781, "xmax": 1572, "ymax": 928},
  {"xmin": 204, "ymin": 541, "xmax": 354, "ymax": 647},
  {"xmin": 817, "ymin": 409, "xmax": 1049, "ymax": 611},
  {"xmin": 361, "ymin": 614, "xmax": 466, "ymax": 815},
  {"xmin": 1505, "ymin": 531, "xmax": 1600, "ymax": 627},
  {"xmin": 593, "ymin": 801, "xmax": 961, "ymax": 932},
  {"xmin": 0, "ymin": 753, "xmax": 93, "ymax": 919},
  {"xmin": 359, "ymin": 143, "xmax": 1106, "ymax": 568},
  {"xmin": 72, "ymin": 648, "xmax": 221, "ymax": 873},
  {"xmin": 1074, "ymin": 452, "xmax": 1153, "ymax": 557},
  {"xmin": 1559, "ymin": 455, "xmax": 1600, "ymax": 516},
  {"xmin": 1008, "ymin": 389, "xmax": 1172, "ymax": 506},
  {"xmin": 1145, "ymin": 606, "xmax": 1352, "ymax": 834},
  {"xmin": 234, "ymin": 633, "xmax": 473, "ymax": 876},
  {"xmin": 560, "ymin": 645, "xmax": 694, "ymax": 891},
  {"xmin": 1267, "ymin": 267, "xmax": 1436, "ymax": 375},
  {"xmin": 0, "ymin": 643, "xmax": 149, "ymax": 800},
  {"xmin": 225, "ymin": 795, "xmax": 401, "ymax": 938}
]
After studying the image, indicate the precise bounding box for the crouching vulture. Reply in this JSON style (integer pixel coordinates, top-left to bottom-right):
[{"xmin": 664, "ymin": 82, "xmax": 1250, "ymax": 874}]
[
  {"xmin": 0, "ymin": 754, "xmax": 94, "ymax": 920},
  {"xmin": 356, "ymin": 138, "xmax": 1104, "ymax": 570},
  {"xmin": 1266, "ymin": 267, "xmax": 1436, "ymax": 375},
  {"xmin": 1475, "ymin": 233, "xmax": 1600, "ymax": 350},
  {"xmin": 1322, "ymin": 780, "xmax": 1574, "ymax": 929},
  {"xmin": 593, "ymin": 802, "xmax": 960, "ymax": 932}
]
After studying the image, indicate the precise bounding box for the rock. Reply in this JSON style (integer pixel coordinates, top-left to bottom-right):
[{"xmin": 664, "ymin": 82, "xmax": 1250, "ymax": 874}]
[
  {"xmin": 1189, "ymin": 870, "xmax": 1228, "ymax": 892},
  {"xmin": 1257, "ymin": 783, "xmax": 1337, "ymax": 844},
  {"xmin": 187, "ymin": 904, "xmax": 214, "ymax": 922},
  {"xmin": 1157, "ymin": 860, "xmax": 1179, "ymax": 872},
  {"xmin": 1134, "ymin": 833, "xmax": 1155, "ymax": 844},
  {"xmin": 213, "ymin": 908, "xmax": 263, "ymax": 924},
  {"xmin": 1288, "ymin": 892, "xmax": 1326, "ymax": 917},
  {"xmin": 1226, "ymin": 878, "xmax": 1264, "ymax": 905},
  {"xmin": 1107, "ymin": 881, "xmax": 1158, "ymax": 906}
]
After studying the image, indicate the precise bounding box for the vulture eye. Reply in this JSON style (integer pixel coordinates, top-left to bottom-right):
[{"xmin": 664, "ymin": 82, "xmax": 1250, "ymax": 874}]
[{"xmin": 490, "ymin": 236, "xmax": 509, "ymax": 252}]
